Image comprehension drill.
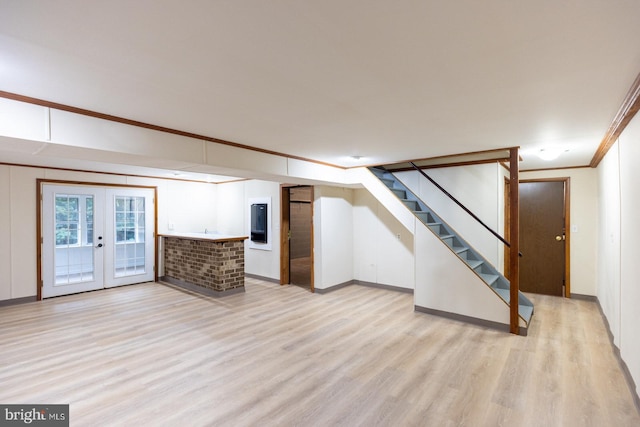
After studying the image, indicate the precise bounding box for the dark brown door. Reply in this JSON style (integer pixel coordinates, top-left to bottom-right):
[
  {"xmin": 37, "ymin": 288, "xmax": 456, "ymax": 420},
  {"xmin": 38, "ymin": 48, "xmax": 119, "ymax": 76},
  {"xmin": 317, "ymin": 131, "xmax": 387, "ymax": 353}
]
[
  {"xmin": 289, "ymin": 186, "xmax": 313, "ymax": 291},
  {"xmin": 280, "ymin": 186, "xmax": 291, "ymax": 286},
  {"xmin": 280, "ymin": 185, "xmax": 314, "ymax": 292},
  {"xmin": 519, "ymin": 181, "xmax": 565, "ymax": 296}
]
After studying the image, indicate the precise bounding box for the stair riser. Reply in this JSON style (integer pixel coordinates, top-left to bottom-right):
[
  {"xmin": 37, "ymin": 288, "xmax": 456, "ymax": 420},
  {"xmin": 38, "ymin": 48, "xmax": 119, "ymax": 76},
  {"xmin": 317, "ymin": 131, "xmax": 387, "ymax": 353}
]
[
  {"xmin": 415, "ymin": 213, "xmax": 435, "ymax": 224},
  {"xmin": 392, "ymin": 189, "xmax": 406, "ymax": 198},
  {"xmin": 381, "ymin": 179, "xmax": 395, "ymax": 189},
  {"xmin": 427, "ymin": 224, "xmax": 449, "ymax": 237},
  {"xmin": 402, "ymin": 200, "xmax": 419, "ymax": 211}
]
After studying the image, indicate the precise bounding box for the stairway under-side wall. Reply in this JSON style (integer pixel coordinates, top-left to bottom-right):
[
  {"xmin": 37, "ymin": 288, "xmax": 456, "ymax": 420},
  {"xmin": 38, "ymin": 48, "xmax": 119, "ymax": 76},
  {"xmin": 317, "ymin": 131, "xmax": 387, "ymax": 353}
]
[{"xmin": 366, "ymin": 166, "xmax": 533, "ymax": 334}]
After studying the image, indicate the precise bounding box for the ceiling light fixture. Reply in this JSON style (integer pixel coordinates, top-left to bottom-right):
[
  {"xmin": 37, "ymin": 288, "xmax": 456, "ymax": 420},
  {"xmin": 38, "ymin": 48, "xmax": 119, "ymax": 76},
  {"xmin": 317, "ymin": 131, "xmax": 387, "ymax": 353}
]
[{"xmin": 537, "ymin": 148, "xmax": 567, "ymax": 161}]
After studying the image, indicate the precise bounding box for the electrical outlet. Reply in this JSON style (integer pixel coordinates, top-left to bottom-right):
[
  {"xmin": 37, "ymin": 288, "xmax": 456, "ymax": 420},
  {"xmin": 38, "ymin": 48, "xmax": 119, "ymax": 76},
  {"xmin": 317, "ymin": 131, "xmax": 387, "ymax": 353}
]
[{"xmin": 168, "ymin": 222, "xmax": 175, "ymax": 231}]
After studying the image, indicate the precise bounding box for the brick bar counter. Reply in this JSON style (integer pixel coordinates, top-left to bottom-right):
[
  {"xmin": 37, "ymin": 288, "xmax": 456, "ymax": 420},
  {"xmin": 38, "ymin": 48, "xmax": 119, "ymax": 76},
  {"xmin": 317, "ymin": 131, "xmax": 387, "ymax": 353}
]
[{"xmin": 160, "ymin": 233, "xmax": 248, "ymax": 296}]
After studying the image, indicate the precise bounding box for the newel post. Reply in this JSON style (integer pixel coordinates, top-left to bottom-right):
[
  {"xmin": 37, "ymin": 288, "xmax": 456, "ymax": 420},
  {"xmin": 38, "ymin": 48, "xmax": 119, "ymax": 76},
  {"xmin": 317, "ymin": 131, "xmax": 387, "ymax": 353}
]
[{"xmin": 509, "ymin": 147, "xmax": 520, "ymax": 335}]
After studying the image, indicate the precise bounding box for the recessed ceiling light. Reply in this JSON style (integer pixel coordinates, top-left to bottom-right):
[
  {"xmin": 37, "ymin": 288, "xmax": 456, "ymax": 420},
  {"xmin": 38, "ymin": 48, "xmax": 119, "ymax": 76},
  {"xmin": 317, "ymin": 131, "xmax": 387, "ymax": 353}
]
[{"xmin": 350, "ymin": 155, "xmax": 364, "ymax": 161}]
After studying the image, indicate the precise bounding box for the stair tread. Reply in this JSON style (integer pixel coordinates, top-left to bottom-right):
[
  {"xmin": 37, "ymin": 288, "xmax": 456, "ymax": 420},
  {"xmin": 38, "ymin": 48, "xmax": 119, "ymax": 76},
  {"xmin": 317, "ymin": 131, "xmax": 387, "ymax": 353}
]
[
  {"xmin": 491, "ymin": 289, "xmax": 534, "ymax": 322},
  {"xmin": 479, "ymin": 273, "xmax": 499, "ymax": 285},
  {"xmin": 519, "ymin": 305, "xmax": 534, "ymax": 323},
  {"xmin": 494, "ymin": 287, "xmax": 510, "ymax": 300}
]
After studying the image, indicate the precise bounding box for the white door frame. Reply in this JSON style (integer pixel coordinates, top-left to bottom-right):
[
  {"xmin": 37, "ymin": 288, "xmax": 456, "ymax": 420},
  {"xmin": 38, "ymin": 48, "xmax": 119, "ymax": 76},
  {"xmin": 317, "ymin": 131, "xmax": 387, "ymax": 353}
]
[
  {"xmin": 38, "ymin": 180, "xmax": 157, "ymax": 300},
  {"xmin": 104, "ymin": 187, "xmax": 155, "ymax": 288},
  {"xmin": 42, "ymin": 185, "xmax": 106, "ymax": 298}
]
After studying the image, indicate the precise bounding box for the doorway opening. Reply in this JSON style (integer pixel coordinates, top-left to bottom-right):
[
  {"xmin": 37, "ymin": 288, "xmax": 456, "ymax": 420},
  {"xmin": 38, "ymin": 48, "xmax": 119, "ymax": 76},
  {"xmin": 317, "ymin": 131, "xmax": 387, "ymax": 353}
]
[
  {"xmin": 505, "ymin": 178, "xmax": 570, "ymax": 297},
  {"xmin": 38, "ymin": 181, "xmax": 157, "ymax": 299},
  {"xmin": 280, "ymin": 185, "xmax": 314, "ymax": 292}
]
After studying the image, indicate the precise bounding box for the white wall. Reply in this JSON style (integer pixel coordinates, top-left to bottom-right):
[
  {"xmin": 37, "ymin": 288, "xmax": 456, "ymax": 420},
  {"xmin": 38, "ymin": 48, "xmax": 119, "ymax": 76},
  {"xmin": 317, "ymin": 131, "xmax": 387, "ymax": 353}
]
[
  {"xmin": 0, "ymin": 166, "xmax": 10, "ymax": 300},
  {"xmin": 0, "ymin": 164, "xmax": 219, "ymax": 301},
  {"xmin": 597, "ymin": 145, "xmax": 621, "ymax": 345},
  {"xmin": 0, "ymin": 161, "xmax": 360, "ymax": 298},
  {"xmin": 521, "ymin": 167, "xmax": 599, "ymax": 296},
  {"xmin": 414, "ymin": 220, "xmax": 522, "ymax": 328},
  {"xmin": 612, "ymin": 113, "xmax": 640, "ymax": 398},
  {"xmin": 163, "ymin": 180, "xmax": 218, "ymax": 233},
  {"xmin": 352, "ymin": 188, "xmax": 414, "ymax": 289},
  {"xmin": 7, "ymin": 166, "xmax": 44, "ymax": 299},
  {"xmin": 243, "ymin": 180, "xmax": 281, "ymax": 280},
  {"xmin": 313, "ymin": 186, "xmax": 354, "ymax": 290},
  {"xmin": 216, "ymin": 181, "xmax": 245, "ymax": 235},
  {"xmin": 396, "ymin": 163, "xmax": 504, "ymax": 268},
  {"xmin": 0, "ymin": 97, "xmax": 353, "ymax": 187}
]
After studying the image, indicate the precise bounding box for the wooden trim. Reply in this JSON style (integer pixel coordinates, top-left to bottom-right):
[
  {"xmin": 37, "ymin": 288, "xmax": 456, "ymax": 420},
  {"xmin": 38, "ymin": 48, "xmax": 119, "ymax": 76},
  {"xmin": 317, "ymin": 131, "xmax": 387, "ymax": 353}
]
[
  {"xmin": 280, "ymin": 185, "xmax": 291, "ymax": 286},
  {"xmin": 0, "ymin": 90, "xmax": 344, "ymax": 170},
  {"xmin": 1, "ymin": 89, "xmax": 528, "ymax": 175},
  {"xmin": 374, "ymin": 147, "xmax": 517, "ymax": 171},
  {"xmin": 154, "ymin": 187, "xmax": 159, "ymax": 282},
  {"xmin": 0, "ymin": 161, "xmax": 248, "ymax": 185},
  {"xmin": 503, "ymin": 177, "xmax": 511, "ymax": 280},
  {"xmin": 590, "ymin": 71, "xmax": 640, "ymax": 168},
  {"xmin": 0, "ymin": 162, "xmax": 238, "ymax": 185},
  {"xmin": 403, "ymin": 147, "xmax": 515, "ymax": 164},
  {"xmin": 279, "ymin": 185, "xmax": 314, "ymax": 292},
  {"xmin": 36, "ymin": 179, "xmax": 43, "ymax": 301},
  {"xmin": 564, "ymin": 178, "xmax": 571, "ymax": 298},
  {"xmin": 508, "ymin": 148, "xmax": 520, "ymax": 335},
  {"xmin": 309, "ymin": 186, "xmax": 315, "ymax": 293},
  {"xmin": 37, "ymin": 179, "xmax": 156, "ymax": 189},
  {"xmin": 520, "ymin": 177, "xmax": 571, "ymax": 298},
  {"xmin": 521, "ymin": 164, "xmax": 591, "ymax": 173},
  {"xmin": 386, "ymin": 158, "xmax": 502, "ymax": 173},
  {"xmin": 37, "ymin": 179, "xmax": 159, "ymax": 300}
]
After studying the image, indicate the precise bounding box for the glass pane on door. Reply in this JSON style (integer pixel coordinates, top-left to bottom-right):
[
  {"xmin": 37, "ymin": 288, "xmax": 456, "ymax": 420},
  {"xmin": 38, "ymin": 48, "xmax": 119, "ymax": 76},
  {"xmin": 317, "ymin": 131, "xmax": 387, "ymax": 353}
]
[
  {"xmin": 114, "ymin": 195, "xmax": 146, "ymax": 277},
  {"xmin": 54, "ymin": 194, "xmax": 94, "ymax": 285}
]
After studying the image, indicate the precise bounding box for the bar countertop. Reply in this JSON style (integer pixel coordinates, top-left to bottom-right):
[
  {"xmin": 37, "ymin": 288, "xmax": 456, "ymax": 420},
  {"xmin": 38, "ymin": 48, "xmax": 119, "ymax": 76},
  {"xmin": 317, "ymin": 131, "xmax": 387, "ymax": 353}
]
[{"xmin": 158, "ymin": 232, "xmax": 248, "ymax": 243}]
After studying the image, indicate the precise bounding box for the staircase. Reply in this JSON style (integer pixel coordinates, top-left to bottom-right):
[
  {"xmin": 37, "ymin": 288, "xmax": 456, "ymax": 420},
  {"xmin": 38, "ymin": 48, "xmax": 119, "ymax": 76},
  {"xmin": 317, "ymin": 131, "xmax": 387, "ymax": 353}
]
[{"xmin": 368, "ymin": 166, "xmax": 534, "ymax": 329}]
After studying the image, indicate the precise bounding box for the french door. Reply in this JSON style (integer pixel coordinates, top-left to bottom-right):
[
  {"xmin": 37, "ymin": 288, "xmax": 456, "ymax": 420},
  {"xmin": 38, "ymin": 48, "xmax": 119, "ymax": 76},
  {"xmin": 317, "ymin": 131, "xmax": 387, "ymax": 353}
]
[{"xmin": 42, "ymin": 184, "xmax": 155, "ymax": 298}]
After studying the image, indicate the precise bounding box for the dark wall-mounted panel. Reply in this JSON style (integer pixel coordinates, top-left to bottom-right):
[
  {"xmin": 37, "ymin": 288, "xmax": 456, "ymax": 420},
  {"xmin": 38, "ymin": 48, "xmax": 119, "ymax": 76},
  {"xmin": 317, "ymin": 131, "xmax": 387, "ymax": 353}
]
[{"xmin": 251, "ymin": 203, "xmax": 268, "ymax": 243}]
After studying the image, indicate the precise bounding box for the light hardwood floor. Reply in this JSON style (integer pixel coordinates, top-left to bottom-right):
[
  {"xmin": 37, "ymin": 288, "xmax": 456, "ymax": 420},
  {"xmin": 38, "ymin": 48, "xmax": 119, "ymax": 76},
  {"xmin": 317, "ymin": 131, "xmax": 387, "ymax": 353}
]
[{"xmin": 1, "ymin": 278, "xmax": 638, "ymax": 426}]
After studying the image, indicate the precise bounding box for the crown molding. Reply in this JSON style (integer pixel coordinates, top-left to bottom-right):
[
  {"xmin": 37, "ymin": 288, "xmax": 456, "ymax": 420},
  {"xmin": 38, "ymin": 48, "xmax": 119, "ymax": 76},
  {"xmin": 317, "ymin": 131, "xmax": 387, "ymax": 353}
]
[{"xmin": 590, "ymin": 71, "xmax": 640, "ymax": 168}]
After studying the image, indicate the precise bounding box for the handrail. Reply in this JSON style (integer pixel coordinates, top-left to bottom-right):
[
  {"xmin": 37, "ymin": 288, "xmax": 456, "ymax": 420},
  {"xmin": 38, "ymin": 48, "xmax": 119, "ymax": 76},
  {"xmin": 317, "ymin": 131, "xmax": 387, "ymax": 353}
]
[{"xmin": 409, "ymin": 162, "xmax": 522, "ymax": 256}]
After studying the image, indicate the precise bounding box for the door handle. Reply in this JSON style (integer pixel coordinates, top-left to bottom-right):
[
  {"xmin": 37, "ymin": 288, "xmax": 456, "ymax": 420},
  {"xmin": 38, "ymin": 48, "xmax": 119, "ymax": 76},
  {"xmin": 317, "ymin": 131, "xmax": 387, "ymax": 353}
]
[
  {"xmin": 96, "ymin": 243, "xmax": 103, "ymax": 248},
  {"xmin": 555, "ymin": 235, "xmax": 565, "ymax": 241}
]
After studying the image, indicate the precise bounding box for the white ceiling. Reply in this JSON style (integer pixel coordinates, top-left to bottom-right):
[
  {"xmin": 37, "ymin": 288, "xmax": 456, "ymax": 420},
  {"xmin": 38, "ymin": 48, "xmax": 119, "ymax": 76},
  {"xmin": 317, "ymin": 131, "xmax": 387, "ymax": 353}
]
[{"xmin": 1, "ymin": 0, "xmax": 640, "ymax": 178}]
